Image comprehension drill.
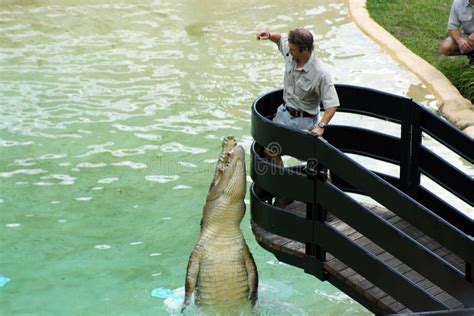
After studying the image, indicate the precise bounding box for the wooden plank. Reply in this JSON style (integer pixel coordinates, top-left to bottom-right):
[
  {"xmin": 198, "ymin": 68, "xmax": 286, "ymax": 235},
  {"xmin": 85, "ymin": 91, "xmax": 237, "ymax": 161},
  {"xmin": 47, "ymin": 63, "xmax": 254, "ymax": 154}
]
[
  {"xmin": 426, "ymin": 284, "xmax": 444, "ymax": 297},
  {"xmin": 405, "ymin": 270, "xmax": 424, "ymax": 284},
  {"xmin": 433, "ymin": 246, "xmax": 451, "ymax": 258},
  {"xmin": 364, "ymin": 242, "xmax": 385, "ymax": 256},
  {"xmin": 354, "ymin": 236, "xmax": 372, "ymax": 248},
  {"xmin": 389, "ymin": 301, "xmax": 406, "ymax": 313},
  {"xmin": 366, "ymin": 287, "xmax": 388, "ymax": 301},
  {"xmin": 377, "ymin": 252, "xmax": 395, "ymax": 263},
  {"xmin": 416, "ymin": 278, "xmax": 435, "ymax": 291},
  {"xmin": 392, "ymin": 219, "xmax": 411, "ymax": 230},
  {"xmin": 444, "ymin": 298, "xmax": 463, "ymax": 309},
  {"xmin": 442, "ymin": 253, "xmax": 464, "ymax": 271},
  {"xmin": 340, "ymin": 267, "xmax": 357, "ymax": 279},
  {"xmin": 387, "ymin": 215, "xmax": 404, "ymax": 225},
  {"xmin": 402, "ymin": 225, "xmax": 424, "ymax": 239},
  {"xmin": 326, "ymin": 258, "xmax": 347, "ymax": 273},
  {"xmin": 434, "ymin": 292, "xmax": 457, "ymax": 308},
  {"xmin": 378, "ymin": 295, "xmax": 396, "ymax": 308}
]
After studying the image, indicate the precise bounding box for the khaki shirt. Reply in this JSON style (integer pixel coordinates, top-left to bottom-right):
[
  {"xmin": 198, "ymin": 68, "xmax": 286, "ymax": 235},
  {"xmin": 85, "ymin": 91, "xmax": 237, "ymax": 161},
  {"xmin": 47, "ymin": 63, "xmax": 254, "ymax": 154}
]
[
  {"xmin": 278, "ymin": 36, "xmax": 339, "ymax": 116},
  {"xmin": 448, "ymin": 0, "xmax": 474, "ymax": 35}
]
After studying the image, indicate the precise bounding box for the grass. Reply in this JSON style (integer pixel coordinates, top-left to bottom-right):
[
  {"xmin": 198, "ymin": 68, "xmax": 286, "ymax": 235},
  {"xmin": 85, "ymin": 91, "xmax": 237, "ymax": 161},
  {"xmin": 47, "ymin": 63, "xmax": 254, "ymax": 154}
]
[{"xmin": 366, "ymin": 0, "xmax": 474, "ymax": 103}]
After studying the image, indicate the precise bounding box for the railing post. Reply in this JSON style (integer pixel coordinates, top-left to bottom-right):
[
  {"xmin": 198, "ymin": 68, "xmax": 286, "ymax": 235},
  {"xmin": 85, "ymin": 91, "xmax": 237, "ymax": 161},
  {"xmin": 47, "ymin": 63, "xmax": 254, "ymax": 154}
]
[
  {"xmin": 304, "ymin": 157, "xmax": 326, "ymax": 280},
  {"xmin": 400, "ymin": 99, "xmax": 422, "ymax": 198},
  {"xmin": 466, "ymin": 262, "xmax": 473, "ymax": 283},
  {"xmin": 315, "ymin": 163, "xmax": 329, "ymax": 266}
]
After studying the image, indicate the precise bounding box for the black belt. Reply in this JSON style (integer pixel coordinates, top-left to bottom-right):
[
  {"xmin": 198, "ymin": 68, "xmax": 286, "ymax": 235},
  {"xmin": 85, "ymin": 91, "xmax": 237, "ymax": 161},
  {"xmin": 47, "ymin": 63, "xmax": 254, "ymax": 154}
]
[{"xmin": 284, "ymin": 104, "xmax": 315, "ymax": 118}]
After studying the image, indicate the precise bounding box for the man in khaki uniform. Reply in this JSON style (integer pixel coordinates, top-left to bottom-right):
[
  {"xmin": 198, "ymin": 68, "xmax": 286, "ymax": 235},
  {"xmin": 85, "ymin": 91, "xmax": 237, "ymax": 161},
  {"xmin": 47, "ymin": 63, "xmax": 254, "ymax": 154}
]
[{"xmin": 257, "ymin": 28, "xmax": 339, "ymax": 207}]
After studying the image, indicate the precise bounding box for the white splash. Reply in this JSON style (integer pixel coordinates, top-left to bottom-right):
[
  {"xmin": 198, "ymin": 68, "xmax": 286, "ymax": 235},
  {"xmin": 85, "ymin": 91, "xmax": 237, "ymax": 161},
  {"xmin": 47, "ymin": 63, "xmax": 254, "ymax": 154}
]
[
  {"xmin": 110, "ymin": 161, "xmax": 147, "ymax": 169},
  {"xmin": 145, "ymin": 175, "xmax": 179, "ymax": 183},
  {"xmin": 77, "ymin": 162, "xmax": 107, "ymax": 168},
  {"xmin": 94, "ymin": 244, "xmax": 111, "ymax": 250},
  {"xmin": 172, "ymin": 185, "xmax": 191, "ymax": 190},
  {"xmin": 98, "ymin": 177, "xmax": 119, "ymax": 184},
  {"xmin": 178, "ymin": 161, "xmax": 198, "ymax": 168},
  {"xmin": 75, "ymin": 197, "xmax": 93, "ymax": 201}
]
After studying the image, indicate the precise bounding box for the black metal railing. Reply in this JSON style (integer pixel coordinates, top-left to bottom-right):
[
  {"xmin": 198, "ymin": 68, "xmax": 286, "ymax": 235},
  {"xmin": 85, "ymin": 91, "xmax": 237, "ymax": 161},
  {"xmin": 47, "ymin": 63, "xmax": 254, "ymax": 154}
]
[{"xmin": 250, "ymin": 85, "xmax": 474, "ymax": 314}]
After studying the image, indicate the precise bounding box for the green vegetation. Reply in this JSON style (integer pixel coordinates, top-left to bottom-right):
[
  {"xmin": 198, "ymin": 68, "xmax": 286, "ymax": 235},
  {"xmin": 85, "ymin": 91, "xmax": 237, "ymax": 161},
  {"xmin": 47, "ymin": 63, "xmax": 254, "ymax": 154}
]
[{"xmin": 367, "ymin": 0, "xmax": 474, "ymax": 102}]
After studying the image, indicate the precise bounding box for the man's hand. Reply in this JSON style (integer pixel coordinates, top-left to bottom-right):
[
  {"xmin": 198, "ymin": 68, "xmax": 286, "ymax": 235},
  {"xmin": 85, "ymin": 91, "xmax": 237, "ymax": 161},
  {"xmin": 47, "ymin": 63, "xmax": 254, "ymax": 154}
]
[
  {"xmin": 467, "ymin": 33, "xmax": 474, "ymax": 51},
  {"xmin": 456, "ymin": 37, "xmax": 472, "ymax": 53},
  {"xmin": 256, "ymin": 31, "xmax": 271, "ymax": 40},
  {"xmin": 310, "ymin": 126, "xmax": 324, "ymax": 136}
]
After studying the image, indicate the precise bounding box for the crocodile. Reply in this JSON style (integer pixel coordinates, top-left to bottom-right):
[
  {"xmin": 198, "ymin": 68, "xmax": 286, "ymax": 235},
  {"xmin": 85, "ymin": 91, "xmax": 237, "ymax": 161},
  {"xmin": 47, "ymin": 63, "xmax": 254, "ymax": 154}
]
[{"xmin": 182, "ymin": 136, "xmax": 258, "ymax": 311}]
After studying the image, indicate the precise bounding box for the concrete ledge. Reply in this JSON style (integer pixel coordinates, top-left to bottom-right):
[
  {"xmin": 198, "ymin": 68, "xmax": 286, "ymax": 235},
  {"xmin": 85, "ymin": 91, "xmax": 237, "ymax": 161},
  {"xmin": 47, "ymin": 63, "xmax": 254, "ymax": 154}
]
[{"xmin": 347, "ymin": 0, "xmax": 474, "ymax": 138}]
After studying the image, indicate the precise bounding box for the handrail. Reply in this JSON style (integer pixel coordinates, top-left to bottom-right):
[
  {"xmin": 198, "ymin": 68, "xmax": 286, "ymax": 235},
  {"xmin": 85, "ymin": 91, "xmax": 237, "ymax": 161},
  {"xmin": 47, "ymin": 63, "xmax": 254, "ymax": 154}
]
[
  {"xmin": 251, "ymin": 142, "xmax": 473, "ymax": 263},
  {"xmin": 250, "ymin": 85, "xmax": 474, "ymax": 312}
]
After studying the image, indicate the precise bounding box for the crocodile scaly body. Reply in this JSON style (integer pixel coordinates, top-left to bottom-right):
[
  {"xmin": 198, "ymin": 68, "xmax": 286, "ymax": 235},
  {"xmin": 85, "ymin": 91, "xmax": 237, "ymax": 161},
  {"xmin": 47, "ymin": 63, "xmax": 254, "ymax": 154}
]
[{"xmin": 183, "ymin": 137, "xmax": 258, "ymax": 309}]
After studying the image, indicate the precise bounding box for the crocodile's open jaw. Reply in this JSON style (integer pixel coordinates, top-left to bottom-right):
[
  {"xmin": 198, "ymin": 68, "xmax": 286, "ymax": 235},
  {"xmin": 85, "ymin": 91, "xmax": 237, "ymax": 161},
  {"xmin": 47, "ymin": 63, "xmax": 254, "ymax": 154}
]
[
  {"xmin": 207, "ymin": 136, "xmax": 246, "ymax": 202},
  {"xmin": 216, "ymin": 136, "xmax": 238, "ymax": 173}
]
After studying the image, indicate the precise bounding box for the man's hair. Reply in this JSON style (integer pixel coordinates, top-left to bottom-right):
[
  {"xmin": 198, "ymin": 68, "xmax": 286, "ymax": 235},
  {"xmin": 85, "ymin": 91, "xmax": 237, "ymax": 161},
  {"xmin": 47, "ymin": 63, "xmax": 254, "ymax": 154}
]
[{"xmin": 288, "ymin": 28, "xmax": 314, "ymax": 52}]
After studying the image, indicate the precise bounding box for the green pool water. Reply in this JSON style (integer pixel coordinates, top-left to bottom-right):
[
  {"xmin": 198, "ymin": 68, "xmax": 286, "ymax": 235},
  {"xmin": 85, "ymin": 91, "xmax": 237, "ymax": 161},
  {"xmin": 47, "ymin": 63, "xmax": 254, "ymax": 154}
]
[{"xmin": 1, "ymin": 1, "xmax": 472, "ymax": 315}]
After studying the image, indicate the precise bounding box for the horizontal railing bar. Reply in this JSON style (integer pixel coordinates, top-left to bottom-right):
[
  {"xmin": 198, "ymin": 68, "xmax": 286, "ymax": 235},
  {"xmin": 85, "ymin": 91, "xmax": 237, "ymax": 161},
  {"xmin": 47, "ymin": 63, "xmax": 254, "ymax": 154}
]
[
  {"xmin": 418, "ymin": 186, "xmax": 473, "ymax": 236},
  {"xmin": 251, "ymin": 142, "xmax": 314, "ymax": 203},
  {"xmin": 419, "ymin": 146, "xmax": 473, "ymax": 206},
  {"xmin": 319, "ymin": 180, "xmax": 474, "ymax": 305},
  {"xmin": 313, "ymin": 138, "xmax": 474, "ymax": 263},
  {"xmin": 251, "ymin": 109, "xmax": 316, "ymax": 161},
  {"xmin": 419, "ymin": 106, "xmax": 474, "ymax": 164},
  {"xmin": 330, "ymin": 170, "xmax": 400, "ymax": 195},
  {"xmin": 322, "ymin": 169, "xmax": 473, "ymax": 236},
  {"xmin": 324, "ymin": 125, "xmax": 401, "ymax": 165},
  {"xmin": 335, "ymin": 84, "xmax": 408, "ymax": 123},
  {"xmin": 315, "ymin": 221, "xmax": 449, "ymax": 311},
  {"xmin": 250, "ymin": 184, "xmax": 312, "ymax": 243}
]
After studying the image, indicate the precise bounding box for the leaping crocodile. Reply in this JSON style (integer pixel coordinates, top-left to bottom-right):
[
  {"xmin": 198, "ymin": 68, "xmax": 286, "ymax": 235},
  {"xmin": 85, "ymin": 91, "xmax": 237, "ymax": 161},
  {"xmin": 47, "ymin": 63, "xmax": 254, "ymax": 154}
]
[{"xmin": 182, "ymin": 136, "xmax": 258, "ymax": 311}]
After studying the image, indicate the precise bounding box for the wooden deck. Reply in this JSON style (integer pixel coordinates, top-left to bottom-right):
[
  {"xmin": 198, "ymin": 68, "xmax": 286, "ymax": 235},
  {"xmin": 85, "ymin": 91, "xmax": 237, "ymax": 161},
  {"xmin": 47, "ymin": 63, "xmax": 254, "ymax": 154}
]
[{"xmin": 251, "ymin": 201, "xmax": 465, "ymax": 314}]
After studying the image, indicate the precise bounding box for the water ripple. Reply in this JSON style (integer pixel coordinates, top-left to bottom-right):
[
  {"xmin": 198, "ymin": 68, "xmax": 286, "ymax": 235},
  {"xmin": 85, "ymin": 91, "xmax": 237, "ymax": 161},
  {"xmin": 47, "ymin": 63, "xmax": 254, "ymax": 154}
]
[
  {"xmin": 0, "ymin": 169, "xmax": 47, "ymax": 178},
  {"xmin": 145, "ymin": 175, "xmax": 179, "ymax": 183}
]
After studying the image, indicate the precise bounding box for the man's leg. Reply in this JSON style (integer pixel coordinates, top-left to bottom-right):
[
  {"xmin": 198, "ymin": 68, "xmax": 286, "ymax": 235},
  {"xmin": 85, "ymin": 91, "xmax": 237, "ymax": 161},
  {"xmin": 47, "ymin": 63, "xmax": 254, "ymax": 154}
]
[
  {"xmin": 439, "ymin": 37, "xmax": 461, "ymax": 56},
  {"xmin": 263, "ymin": 149, "xmax": 293, "ymax": 207},
  {"xmin": 264, "ymin": 148, "xmax": 283, "ymax": 168}
]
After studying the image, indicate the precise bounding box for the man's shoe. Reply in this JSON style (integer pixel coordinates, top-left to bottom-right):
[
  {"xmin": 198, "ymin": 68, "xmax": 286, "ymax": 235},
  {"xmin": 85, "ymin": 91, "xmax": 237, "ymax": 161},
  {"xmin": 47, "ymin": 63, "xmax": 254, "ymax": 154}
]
[
  {"xmin": 326, "ymin": 212, "xmax": 336, "ymax": 222},
  {"xmin": 468, "ymin": 53, "xmax": 474, "ymax": 65}
]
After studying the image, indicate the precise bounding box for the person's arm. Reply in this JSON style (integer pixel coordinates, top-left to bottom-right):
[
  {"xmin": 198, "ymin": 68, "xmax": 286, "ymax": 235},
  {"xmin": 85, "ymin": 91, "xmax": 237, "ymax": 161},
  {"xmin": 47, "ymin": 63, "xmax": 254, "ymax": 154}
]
[
  {"xmin": 468, "ymin": 33, "xmax": 474, "ymax": 50},
  {"xmin": 256, "ymin": 31, "xmax": 281, "ymax": 44},
  {"xmin": 449, "ymin": 29, "xmax": 471, "ymax": 53},
  {"xmin": 311, "ymin": 107, "xmax": 337, "ymax": 136}
]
